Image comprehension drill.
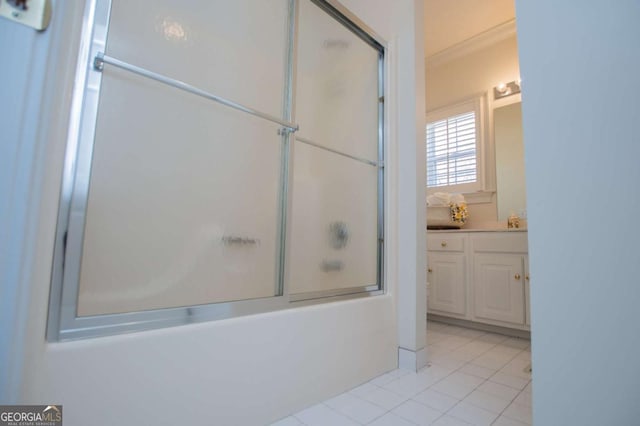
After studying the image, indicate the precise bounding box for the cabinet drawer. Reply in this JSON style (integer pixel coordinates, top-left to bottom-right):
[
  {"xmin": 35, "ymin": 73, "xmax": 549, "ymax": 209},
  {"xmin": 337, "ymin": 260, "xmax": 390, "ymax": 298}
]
[
  {"xmin": 427, "ymin": 234, "xmax": 465, "ymax": 252},
  {"xmin": 471, "ymin": 233, "xmax": 528, "ymax": 253}
]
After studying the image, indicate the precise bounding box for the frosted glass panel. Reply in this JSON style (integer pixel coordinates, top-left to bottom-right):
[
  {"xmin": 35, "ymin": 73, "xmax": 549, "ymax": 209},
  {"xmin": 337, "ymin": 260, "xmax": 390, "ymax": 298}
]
[
  {"xmin": 77, "ymin": 66, "xmax": 283, "ymax": 316},
  {"xmin": 48, "ymin": 0, "xmax": 385, "ymax": 340},
  {"xmin": 296, "ymin": 0, "xmax": 380, "ymax": 162},
  {"xmin": 106, "ymin": 0, "xmax": 289, "ymax": 117},
  {"xmin": 288, "ymin": 142, "xmax": 378, "ymax": 294}
]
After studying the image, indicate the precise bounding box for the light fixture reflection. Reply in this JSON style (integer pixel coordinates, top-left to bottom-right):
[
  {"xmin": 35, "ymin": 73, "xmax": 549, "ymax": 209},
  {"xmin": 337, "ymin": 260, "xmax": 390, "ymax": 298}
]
[
  {"xmin": 157, "ymin": 16, "xmax": 189, "ymax": 43},
  {"xmin": 493, "ymin": 79, "xmax": 521, "ymax": 100}
]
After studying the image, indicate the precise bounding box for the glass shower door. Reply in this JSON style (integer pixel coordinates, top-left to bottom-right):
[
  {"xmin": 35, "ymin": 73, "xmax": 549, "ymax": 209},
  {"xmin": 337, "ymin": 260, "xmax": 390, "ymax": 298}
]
[
  {"xmin": 73, "ymin": 0, "xmax": 292, "ymax": 316},
  {"xmin": 47, "ymin": 0, "xmax": 385, "ymax": 340},
  {"xmin": 288, "ymin": 0, "xmax": 383, "ymax": 297}
]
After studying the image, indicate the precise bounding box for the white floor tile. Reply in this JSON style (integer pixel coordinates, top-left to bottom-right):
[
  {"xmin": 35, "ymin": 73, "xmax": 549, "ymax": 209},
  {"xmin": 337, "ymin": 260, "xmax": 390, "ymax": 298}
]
[
  {"xmin": 462, "ymin": 390, "xmax": 511, "ymax": 414},
  {"xmin": 361, "ymin": 386, "xmax": 409, "ymax": 410},
  {"xmin": 475, "ymin": 333, "xmax": 509, "ymax": 344},
  {"xmin": 457, "ymin": 364, "xmax": 496, "ymax": 380},
  {"xmin": 269, "ymin": 416, "xmax": 304, "ymax": 426},
  {"xmin": 427, "ymin": 333, "xmax": 448, "ymax": 344},
  {"xmin": 491, "ymin": 415, "xmax": 528, "ymax": 426},
  {"xmin": 448, "ymin": 327, "xmax": 487, "ymax": 339},
  {"xmin": 486, "ymin": 345, "xmax": 522, "ymax": 358},
  {"xmin": 428, "ymin": 353, "xmax": 468, "ymax": 370},
  {"xmin": 430, "ymin": 378, "xmax": 471, "ymax": 400},
  {"xmin": 498, "ymin": 358, "xmax": 532, "ymax": 380},
  {"xmin": 370, "ymin": 369, "xmax": 410, "ymax": 386},
  {"xmin": 448, "ymin": 372, "xmax": 486, "ymax": 386},
  {"xmin": 423, "ymin": 362, "xmax": 457, "ymax": 379},
  {"xmin": 489, "ymin": 372, "xmax": 530, "ymax": 390},
  {"xmin": 389, "ymin": 368, "xmax": 414, "ymax": 378},
  {"xmin": 325, "ymin": 392, "xmax": 387, "ymax": 424},
  {"xmin": 349, "ymin": 381, "xmax": 380, "ymax": 398},
  {"xmin": 513, "ymin": 351, "xmax": 532, "ymax": 363},
  {"xmin": 428, "ymin": 322, "xmax": 452, "ymax": 332},
  {"xmin": 512, "ymin": 391, "xmax": 531, "ymax": 407},
  {"xmin": 431, "ymin": 336, "xmax": 474, "ymax": 351},
  {"xmin": 431, "ymin": 415, "xmax": 471, "ymax": 426},
  {"xmin": 412, "ymin": 389, "xmax": 460, "ymax": 412},
  {"xmin": 392, "ymin": 400, "xmax": 444, "ymax": 426},
  {"xmin": 476, "ymin": 381, "xmax": 520, "ymax": 401},
  {"xmin": 369, "ymin": 372, "xmax": 396, "ymax": 387},
  {"xmin": 415, "ymin": 369, "xmax": 449, "ymax": 389},
  {"xmin": 430, "ymin": 372, "xmax": 484, "ymax": 400},
  {"xmin": 502, "ymin": 402, "xmax": 532, "ymax": 425},
  {"xmin": 325, "ymin": 392, "xmax": 360, "ymax": 410},
  {"xmin": 383, "ymin": 371, "xmax": 438, "ymax": 398},
  {"xmin": 368, "ymin": 412, "xmax": 418, "ymax": 426},
  {"xmin": 285, "ymin": 323, "xmax": 533, "ymax": 426},
  {"xmin": 447, "ymin": 401, "xmax": 499, "ymax": 426},
  {"xmin": 471, "ymin": 351, "xmax": 514, "ymax": 370},
  {"xmin": 501, "ymin": 338, "xmax": 530, "ymax": 350},
  {"xmin": 456, "ymin": 340, "xmax": 496, "ymax": 357},
  {"xmin": 429, "ymin": 345, "xmax": 456, "ymax": 357},
  {"xmin": 448, "ymin": 348, "xmax": 482, "ymax": 362},
  {"xmin": 419, "ymin": 363, "xmax": 455, "ymax": 380},
  {"xmin": 293, "ymin": 404, "xmax": 360, "ymax": 426}
]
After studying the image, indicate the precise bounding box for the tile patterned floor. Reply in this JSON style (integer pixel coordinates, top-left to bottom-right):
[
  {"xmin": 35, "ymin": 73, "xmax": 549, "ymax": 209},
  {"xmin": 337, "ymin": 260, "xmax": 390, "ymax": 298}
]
[{"xmin": 271, "ymin": 322, "xmax": 532, "ymax": 426}]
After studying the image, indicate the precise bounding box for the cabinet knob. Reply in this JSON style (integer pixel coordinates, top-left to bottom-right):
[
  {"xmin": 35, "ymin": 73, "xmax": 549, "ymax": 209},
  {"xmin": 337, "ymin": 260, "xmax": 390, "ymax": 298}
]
[
  {"xmin": 525, "ymin": 274, "xmax": 530, "ymax": 281},
  {"xmin": 441, "ymin": 241, "xmax": 447, "ymax": 247},
  {"xmin": 515, "ymin": 273, "xmax": 521, "ymax": 280},
  {"xmin": 428, "ymin": 268, "xmax": 433, "ymax": 273}
]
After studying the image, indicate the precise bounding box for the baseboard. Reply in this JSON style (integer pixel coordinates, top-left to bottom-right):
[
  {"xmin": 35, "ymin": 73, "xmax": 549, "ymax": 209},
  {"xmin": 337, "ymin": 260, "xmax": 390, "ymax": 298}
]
[
  {"xmin": 398, "ymin": 346, "xmax": 428, "ymax": 371},
  {"xmin": 427, "ymin": 314, "xmax": 531, "ymax": 340}
]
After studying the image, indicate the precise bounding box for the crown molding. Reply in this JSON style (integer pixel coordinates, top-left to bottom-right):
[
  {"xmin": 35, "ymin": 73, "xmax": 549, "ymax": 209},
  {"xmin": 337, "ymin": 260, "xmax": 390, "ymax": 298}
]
[{"xmin": 426, "ymin": 19, "xmax": 517, "ymax": 69}]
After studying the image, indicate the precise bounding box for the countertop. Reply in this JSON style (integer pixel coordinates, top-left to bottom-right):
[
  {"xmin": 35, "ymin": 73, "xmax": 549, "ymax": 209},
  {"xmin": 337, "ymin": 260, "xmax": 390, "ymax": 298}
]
[{"xmin": 427, "ymin": 228, "xmax": 527, "ymax": 233}]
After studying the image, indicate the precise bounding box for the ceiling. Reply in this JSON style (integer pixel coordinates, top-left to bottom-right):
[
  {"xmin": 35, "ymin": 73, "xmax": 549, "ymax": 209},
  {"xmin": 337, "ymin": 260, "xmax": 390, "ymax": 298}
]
[{"xmin": 424, "ymin": 0, "xmax": 515, "ymax": 58}]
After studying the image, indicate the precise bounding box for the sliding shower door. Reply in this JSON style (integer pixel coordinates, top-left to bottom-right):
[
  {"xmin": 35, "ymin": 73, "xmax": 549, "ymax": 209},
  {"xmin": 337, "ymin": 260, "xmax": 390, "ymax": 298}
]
[
  {"xmin": 48, "ymin": 0, "xmax": 384, "ymax": 340},
  {"xmin": 288, "ymin": 0, "xmax": 383, "ymax": 297},
  {"xmin": 77, "ymin": 0, "xmax": 292, "ymax": 316}
]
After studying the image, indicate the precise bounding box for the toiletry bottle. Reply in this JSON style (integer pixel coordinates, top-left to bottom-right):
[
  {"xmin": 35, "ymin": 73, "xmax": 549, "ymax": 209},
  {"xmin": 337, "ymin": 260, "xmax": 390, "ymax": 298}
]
[{"xmin": 508, "ymin": 212, "xmax": 520, "ymax": 229}]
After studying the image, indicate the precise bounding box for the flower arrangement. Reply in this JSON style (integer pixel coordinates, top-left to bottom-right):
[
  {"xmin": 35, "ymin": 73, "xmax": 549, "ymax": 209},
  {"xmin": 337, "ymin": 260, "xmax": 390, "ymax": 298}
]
[{"xmin": 449, "ymin": 202, "xmax": 468, "ymax": 225}]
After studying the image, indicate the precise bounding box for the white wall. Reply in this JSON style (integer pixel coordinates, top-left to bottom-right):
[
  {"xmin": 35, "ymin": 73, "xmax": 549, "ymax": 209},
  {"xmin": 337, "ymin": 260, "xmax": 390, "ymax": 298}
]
[
  {"xmin": 382, "ymin": 0, "xmax": 428, "ymax": 368},
  {"xmin": 517, "ymin": 0, "xmax": 640, "ymax": 424},
  {"xmin": 425, "ymin": 36, "xmax": 520, "ymax": 111},
  {"xmin": 425, "ymin": 36, "xmax": 520, "ymax": 228},
  {"xmin": 0, "ymin": 0, "xmax": 426, "ymax": 424}
]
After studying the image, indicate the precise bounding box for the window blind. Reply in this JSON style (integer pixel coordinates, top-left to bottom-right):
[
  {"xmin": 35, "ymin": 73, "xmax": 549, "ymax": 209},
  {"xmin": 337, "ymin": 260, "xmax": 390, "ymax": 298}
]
[{"xmin": 426, "ymin": 110, "xmax": 477, "ymax": 187}]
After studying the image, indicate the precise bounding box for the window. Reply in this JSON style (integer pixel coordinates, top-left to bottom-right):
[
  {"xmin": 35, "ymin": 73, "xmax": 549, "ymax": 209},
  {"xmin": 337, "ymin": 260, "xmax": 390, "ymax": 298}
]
[{"xmin": 426, "ymin": 97, "xmax": 484, "ymax": 194}]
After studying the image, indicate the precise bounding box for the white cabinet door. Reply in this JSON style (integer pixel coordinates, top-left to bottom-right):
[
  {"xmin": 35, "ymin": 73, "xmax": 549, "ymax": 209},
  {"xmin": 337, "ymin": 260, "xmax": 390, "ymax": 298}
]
[
  {"xmin": 524, "ymin": 256, "xmax": 530, "ymax": 326},
  {"xmin": 473, "ymin": 254, "xmax": 525, "ymax": 325},
  {"xmin": 427, "ymin": 252, "xmax": 466, "ymax": 316}
]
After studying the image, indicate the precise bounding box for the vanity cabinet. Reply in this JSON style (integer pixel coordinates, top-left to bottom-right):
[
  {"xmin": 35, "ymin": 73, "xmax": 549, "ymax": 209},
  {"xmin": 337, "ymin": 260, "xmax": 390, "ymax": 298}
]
[
  {"xmin": 473, "ymin": 254, "xmax": 525, "ymax": 325},
  {"xmin": 471, "ymin": 232, "xmax": 529, "ymax": 327},
  {"xmin": 427, "ymin": 230, "xmax": 529, "ymax": 331},
  {"xmin": 427, "ymin": 235, "xmax": 467, "ymax": 316}
]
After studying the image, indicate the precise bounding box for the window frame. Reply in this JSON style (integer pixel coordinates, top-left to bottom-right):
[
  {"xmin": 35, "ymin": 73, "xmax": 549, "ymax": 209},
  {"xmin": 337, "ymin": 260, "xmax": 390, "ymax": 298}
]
[{"xmin": 426, "ymin": 95, "xmax": 489, "ymax": 198}]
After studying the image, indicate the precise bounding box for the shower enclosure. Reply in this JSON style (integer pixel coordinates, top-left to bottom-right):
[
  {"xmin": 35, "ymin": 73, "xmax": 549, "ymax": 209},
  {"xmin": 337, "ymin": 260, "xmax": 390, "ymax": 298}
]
[{"xmin": 47, "ymin": 0, "xmax": 385, "ymax": 340}]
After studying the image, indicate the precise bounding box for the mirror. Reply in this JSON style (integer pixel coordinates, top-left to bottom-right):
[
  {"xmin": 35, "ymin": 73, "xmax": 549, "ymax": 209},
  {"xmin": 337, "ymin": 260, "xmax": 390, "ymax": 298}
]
[{"xmin": 495, "ymin": 102, "xmax": 527, "ymax": 221}]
